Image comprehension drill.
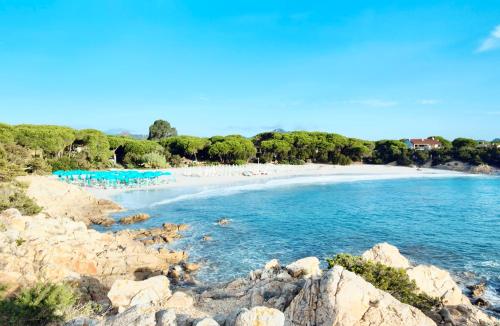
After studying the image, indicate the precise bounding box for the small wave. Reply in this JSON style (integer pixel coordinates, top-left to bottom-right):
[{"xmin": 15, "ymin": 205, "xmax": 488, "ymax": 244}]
[{"xmin": 150, "ymin": 173, "xmax": 470, "ymax": 207}]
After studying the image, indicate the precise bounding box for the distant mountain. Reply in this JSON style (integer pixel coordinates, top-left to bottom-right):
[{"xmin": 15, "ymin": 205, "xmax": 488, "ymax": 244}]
[{"xmin": 105, "ymin": 129, "xmax": 147, "ymax": 139}]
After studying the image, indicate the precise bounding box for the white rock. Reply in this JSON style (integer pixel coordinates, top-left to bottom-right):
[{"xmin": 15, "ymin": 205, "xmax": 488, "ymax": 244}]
[
  {"xmin": 195, "ymin": 317, "xmax": 220, "ymax": 326},
  {"xmin": 264, "ymin": 259, "xmax": 280, "ymax": 270},
  {"xmin": 235, "ymin": 307, "xmax": 285, "ymax": 326},
  {"xmin": 155, "ymin": 308, "xmax": 176, "ymax": 326},
  {"xmin": 407, "ymin": 264, "xmax": 470, "ymax": 305},
  {"xmin": 361, "ymin": 242, "xmax": 411, "ymax": 269},
  {"xmin": 285, "ymin": 265, "xmax": 435, "ymax": 326},
  {"xmin": 165, "ymin": 291, "xmax": 194, "ymax": 309},
  {"xmin": 0, "ymin": 208, "xmax": 23, "ymax": 219},
  {"xmin": 105, "ymin": 304, "xmax": 156, "ymax": 326},
  {"xmin": 107, "ymin": 275, "xmax": 172, "ymax": 310},
  {"xmin": 286, "ymin": 257, "xmax": 322, "ymax": 278}
]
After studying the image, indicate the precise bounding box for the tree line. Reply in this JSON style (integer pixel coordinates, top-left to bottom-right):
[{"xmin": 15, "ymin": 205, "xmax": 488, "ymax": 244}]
[{"xmin": 0, "ymin": 120, "xmax": 498, "ymax": 181}]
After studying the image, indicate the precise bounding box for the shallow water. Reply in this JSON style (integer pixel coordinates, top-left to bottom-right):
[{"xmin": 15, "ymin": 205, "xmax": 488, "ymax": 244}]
[{"xmin": 107, "ymin": 175, "xmax": 500, "ymax": 314}]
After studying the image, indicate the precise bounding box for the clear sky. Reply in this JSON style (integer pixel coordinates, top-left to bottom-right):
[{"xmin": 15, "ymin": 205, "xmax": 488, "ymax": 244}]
[{"xmin": 0, "ymin": 1, "xmax": 499, "ymax": 140}]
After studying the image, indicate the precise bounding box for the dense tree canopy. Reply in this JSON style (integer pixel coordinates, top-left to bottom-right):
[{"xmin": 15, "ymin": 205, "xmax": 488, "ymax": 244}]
[
  {"xmin": 147, "ymin": 119, "xmax": 177, "ymax": 140},
  {"xmin": 14, "ymin": 125, "xmax": 75, "ymax": 157},
  {"xmin": 160, "ymin": 136, "xmax": 210, "ymax": 161},
  {"xmin": 208, "ymin": 135, "xmax": 256, "ymax": 164},
  {"xmin": 0, "ymin": 122, "xmax": 498, "ymax": 173}
]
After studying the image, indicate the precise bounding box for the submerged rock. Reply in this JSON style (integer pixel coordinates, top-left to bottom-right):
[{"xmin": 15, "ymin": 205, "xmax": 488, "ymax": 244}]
[
  {"xmin": 202, "ymin": 235, "xmax": 213, "ymax": 241},
  {"xmin": 216, "ymin": 218, "xmax": 231, "ymax": 226}
]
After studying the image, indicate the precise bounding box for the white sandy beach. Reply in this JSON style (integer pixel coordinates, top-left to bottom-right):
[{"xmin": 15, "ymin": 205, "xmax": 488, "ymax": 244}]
[{"xmin": 86, "ymin": 163, "xmax": 471, "ymax": 199}]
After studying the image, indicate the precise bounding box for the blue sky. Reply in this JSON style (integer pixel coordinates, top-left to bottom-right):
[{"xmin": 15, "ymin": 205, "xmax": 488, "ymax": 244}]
[{"xmin": 0, "ymin": 0, "xmax": 499, "ymax": 140}]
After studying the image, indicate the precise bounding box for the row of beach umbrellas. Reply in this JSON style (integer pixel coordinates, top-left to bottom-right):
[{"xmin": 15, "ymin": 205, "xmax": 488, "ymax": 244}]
[{"xmin": 53, "ymin": 170, "xmax": 173, "ymax": 188}]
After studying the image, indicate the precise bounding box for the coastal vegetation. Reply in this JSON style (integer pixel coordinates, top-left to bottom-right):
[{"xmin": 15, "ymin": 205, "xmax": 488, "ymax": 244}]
[
  {"xmin": 0, "ymin": 121, "xmax": 498, "ymax": 178},
  {"xmin": 0, "ymin": 282, "xmax": 80, "ymax": 325},
  {"xmin": 327, "ymin": 254, "xmax": 440, "ymax": 312}
]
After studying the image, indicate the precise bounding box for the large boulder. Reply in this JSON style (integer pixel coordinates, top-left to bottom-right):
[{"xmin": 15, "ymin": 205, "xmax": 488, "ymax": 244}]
[
  {"xmin": 235, "ymin": 306, "xmax": 285, "ymax": 326},
  {"xmin": 284, "ymin": 265, "xmax": 435, "ymax": 326},
  {"xmin": 361, "ymin": 243, "xmax": 411, "ymax": 269},
  {"xmin": 107, "ymin": 275, "xmax": 172, "ymax": 311},
  {"xmin": 165, "ymin": 291, "xmax": 194, "ymax": 309},
  {"xmin": 104, "ymin": 304, "xmax": 156, "ymax": 326},
  {"xmin": 442, "ymin": 304, "xmax": 500, "ymax": 326},
  {"xmin": 155, "ymin": 309, "xmax": 176, "ymax": 326},
  {"xmin": 406, "ymin": 265, "xmax": 470, "ymax": 306},
  {"xmin": 195, "ymin": 318, "xmax": 220, "ymax": 326},
  {"xmin": 286, "ymin": 257, "xmax": 322, "ymax": 278}
]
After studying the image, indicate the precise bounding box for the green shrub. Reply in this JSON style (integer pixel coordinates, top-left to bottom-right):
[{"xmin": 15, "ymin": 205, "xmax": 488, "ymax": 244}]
[
  {"xmin": 48, "ymin": 156, "xmax": 92, "ymax": 171},
  {"xmin": 233, "ymin": 159, "xmax": 247, "ymax": 165},
  {"xmin": 0, "ymin": 182, "xmax": 42, "ymax": 215},
  {"xmin": 0, "ymin": 283, "xmax": 77, "ymax": 326},
  {"xmin": 326, "ymin": 254, "xmax": 440, "ymax": 312},
  {"xmin": 141, "ymin": 152, "xmax": 168, "ymax": 169},
  {"xmin": 169, "ymin": 154, "xmax": 183, "ymax": 167},
  {"xmin": 25, "ymin": 157, "xmax": 52, "ymax": 175}
]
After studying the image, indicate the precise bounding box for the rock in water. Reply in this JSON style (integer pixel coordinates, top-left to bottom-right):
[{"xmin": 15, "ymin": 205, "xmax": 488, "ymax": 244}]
[
  {"xmin": 286, "ymin": 257, "xmax": 322, "ymax": 278},
  {"xmin": 216, "ymin": 218, "xmax": 231, "ymax": 226},
  {"xmin": 119, "ymin": 213, "xmax": 150, "ymax": 225},
  {"xmin": 406, "ymin": 265, "xmax": 470, "ymax": 305},
  {"xmin": 107, "ymin": 275, "xmax": 171, "ymax": 311},
  {"xmin": 284, "ymin": 265, "xmax": 435, "ymax": 326},
  {"xmin": 235, "ymin": 306, "xmax": 285, "ymax": 326},
  {"xmin": 467, "ymin": 281, "xmax": 486, "ymax": 298},
  {"xmin": 361, "ymin": 242, "xmax": 411, "ymax": 269}
]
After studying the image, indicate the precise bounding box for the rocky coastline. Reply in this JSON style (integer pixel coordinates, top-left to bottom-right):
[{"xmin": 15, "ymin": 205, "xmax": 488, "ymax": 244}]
[{"xmin": 0, "ymin": 176, "xmax": 498, "ymax": 325}]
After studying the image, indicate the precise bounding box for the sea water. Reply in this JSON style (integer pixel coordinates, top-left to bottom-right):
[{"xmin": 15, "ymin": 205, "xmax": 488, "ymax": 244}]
[{"xmin": 106, "ymin": 175, "xmax": 500, "ymax": 314}]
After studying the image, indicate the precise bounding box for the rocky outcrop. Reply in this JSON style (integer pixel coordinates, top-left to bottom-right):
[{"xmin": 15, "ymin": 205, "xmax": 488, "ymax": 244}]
[
  {"xmin": 361, "ymin": 242, "xmax": 410, "ymax": 269},
  {"xmin": 362, "ymin": 243, "xmax": 499, "ymax": 326},
  {"xmin": 235, "ymin": 306, "xmax": 285, "ymax": 326},
  {"xmin": 18, "ymin": 175, "xmax": 121, "ymax": 226},
  {"xmin": 284, "ymin": 265, "xmax": 435, "ymax": 326},
  {"xmin": 406, "ymin": 265, "xmax": 470, "ymax": 306},
  {"xmin": 107, "ymin": 275, "xmax": 172, "ymax": 312},
  {"xmin": 119, "ymin": 213, "xmax": 150, "ymax": 225},
  {"xmin": 440, "ymin": 304, "xmax": 499, "ymax": 326},
  {"xmin": 285, "ymin": 257, "xmax": 322, "ymax": 278},
  {"xmin": 0, "ymin": 208, "xmax": 182, "ymax": 297},
  {"xmin": 115, "ymin": 224, "xmax": 184, "ymax": 246}
]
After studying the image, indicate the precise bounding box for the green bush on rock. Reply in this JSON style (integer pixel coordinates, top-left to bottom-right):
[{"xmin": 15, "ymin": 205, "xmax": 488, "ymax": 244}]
[
  {"xmin": 326, "ymin": 253, "xmax": 440, "ymax": 312},
  {"xmin": 0, "ymin": 182, "xmax": 42, "ymax": 215},
  {"xmin": 0, "ymin": 283, "xmax": 77, "ymax": 326}
]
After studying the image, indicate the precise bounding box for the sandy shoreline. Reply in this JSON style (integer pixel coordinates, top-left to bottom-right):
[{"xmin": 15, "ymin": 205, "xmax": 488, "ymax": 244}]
[{"xmin": 86, "ymin": 163, "xmax": 472, "ymax": 199}]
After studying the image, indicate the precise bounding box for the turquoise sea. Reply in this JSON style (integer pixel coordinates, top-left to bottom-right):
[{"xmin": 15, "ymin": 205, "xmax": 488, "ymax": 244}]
[{"xmin": 106, "ymin": 175, "xmax": 500, "ymax": 315}]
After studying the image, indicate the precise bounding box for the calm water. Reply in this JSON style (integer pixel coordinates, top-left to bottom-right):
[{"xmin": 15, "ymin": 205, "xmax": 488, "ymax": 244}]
[{"xmin": 107, "ymin": 175, "xmax": 500, "ymax": 313}]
